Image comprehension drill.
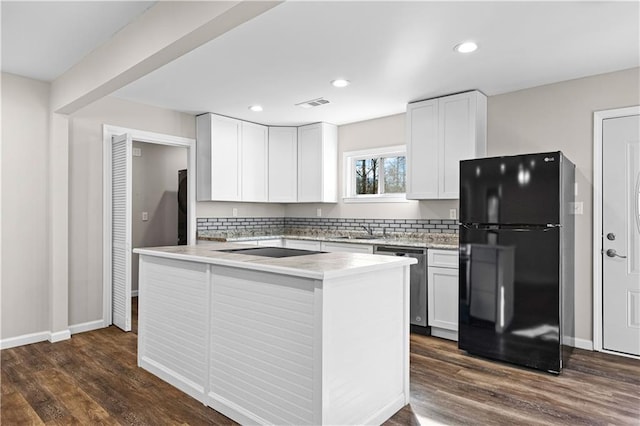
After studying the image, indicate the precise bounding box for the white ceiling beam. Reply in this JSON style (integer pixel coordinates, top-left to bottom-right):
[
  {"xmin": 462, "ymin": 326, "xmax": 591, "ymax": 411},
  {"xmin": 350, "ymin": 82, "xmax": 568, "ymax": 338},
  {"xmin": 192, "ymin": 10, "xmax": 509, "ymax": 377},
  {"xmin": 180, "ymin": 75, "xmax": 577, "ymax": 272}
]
[{"xmin": 51, "ymin": 0, "xmax": 282, "ymax": 114}]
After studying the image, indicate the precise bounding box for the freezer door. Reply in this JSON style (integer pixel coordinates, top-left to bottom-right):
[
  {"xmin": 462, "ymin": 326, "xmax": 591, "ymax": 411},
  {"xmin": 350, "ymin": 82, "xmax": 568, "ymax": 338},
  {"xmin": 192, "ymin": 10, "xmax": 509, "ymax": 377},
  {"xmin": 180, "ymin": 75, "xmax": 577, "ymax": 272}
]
[
  {"xmin": 459, "ymin": 152, "xmax": 561, "ymax": 225},
  {"xmin": 458, "ymin": 226, "xmax": 561, "ymax": 373}
]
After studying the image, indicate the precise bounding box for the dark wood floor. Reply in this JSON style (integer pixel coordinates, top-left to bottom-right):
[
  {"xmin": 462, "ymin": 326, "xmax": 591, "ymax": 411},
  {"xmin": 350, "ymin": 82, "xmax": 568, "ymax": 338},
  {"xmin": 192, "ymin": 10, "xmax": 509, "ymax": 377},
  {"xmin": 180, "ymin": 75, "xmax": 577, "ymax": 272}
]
[{"xmin": 2, "ymin": 298, "xmax": 639, "ymax": 425}]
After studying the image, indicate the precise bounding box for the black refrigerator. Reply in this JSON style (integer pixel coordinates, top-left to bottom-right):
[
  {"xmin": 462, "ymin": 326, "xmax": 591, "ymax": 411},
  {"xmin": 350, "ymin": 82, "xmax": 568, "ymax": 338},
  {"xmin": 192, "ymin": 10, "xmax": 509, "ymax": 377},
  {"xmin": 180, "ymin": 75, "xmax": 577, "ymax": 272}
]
[{"xmin": 458, "ymin": 151, "xmax": 575, "ymax": 374}]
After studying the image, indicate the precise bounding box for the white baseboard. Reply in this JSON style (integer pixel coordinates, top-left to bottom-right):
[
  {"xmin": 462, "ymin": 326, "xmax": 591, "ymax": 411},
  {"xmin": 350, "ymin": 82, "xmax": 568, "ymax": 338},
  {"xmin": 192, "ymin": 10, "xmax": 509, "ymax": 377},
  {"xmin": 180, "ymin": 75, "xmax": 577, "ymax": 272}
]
[
  {"xmin": 69, "ymin": 319, "xmax": 105, "ymax": 335},
  {"xmin": 132, "ymin": 290, "xmax": 139, "ymax": 297},
  {"xmin": 1, "ymin": 328, "xmax": 77, "ymax": 350},
  {"xmin": 0, "ymin": 331, "xmax": 50, "ymax": 350},
  {"xmin": 564, "ymin": 336, "xmax": 593, "ymax": 351},
  {"xmin": 572, "ymin": 338, "xmax": 593, "ymax": 350},
  {"xmin": 49, "ymin": 329, "xmax": 71, "ymax": 343}
]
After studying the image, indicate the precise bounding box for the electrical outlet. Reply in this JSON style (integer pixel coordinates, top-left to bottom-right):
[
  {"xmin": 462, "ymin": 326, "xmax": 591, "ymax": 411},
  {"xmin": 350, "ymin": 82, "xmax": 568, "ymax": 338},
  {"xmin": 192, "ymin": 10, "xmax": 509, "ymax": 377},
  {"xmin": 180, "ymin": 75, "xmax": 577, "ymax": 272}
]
[
  {"xmin": 133, "ymin": 147, "xmax": 142, "ymax": 157},
  {"xmin": 449, "ymin": 209, "xmax": 457, "ymax": 220},
  {"xmin": 232, "ymin": 208, "xmax": 238, "ymax": 217},
  {"xmin": 142, "ymin": 211, "xmax": 149, "ymax": 221},
  {"xmin": 316, "ymin": 208, "xmax": 322, "ymax": 217}
]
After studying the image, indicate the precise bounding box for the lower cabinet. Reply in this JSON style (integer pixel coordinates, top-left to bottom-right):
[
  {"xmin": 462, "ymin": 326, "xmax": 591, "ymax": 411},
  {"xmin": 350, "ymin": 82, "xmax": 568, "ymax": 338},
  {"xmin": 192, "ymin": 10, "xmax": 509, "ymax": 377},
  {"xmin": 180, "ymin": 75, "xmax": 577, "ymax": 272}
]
[
  {"xmin": 321, "ymin": 241, "xmax": 373, "ymax": 254},
  {"xmin": 283, "ymin": 239, "xmax": 322, "ymax": 251},
  {"xmin": 256, "ymin": 238, "xmax": 283, "ymax": 247},
  {"xmin": 427, "ymin": 249, "xmax": 459, "ymax": 341}
]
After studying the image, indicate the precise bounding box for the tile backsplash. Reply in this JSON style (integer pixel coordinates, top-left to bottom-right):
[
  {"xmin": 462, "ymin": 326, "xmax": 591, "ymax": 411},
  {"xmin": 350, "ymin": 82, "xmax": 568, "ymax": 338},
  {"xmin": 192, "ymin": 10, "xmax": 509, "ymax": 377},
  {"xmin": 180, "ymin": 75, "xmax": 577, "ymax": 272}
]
[{"xmin": 197, "ymin": 217, "xmax": 458, "ymax": 235}]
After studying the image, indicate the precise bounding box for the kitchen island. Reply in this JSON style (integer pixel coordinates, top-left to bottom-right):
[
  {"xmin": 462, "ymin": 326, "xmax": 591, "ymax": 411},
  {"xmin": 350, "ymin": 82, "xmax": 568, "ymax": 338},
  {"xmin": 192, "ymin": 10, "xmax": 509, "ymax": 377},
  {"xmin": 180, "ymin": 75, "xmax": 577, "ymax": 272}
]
[{"xmin": 133, "ymin": 242, "xmax": 416, "ymax": 425}]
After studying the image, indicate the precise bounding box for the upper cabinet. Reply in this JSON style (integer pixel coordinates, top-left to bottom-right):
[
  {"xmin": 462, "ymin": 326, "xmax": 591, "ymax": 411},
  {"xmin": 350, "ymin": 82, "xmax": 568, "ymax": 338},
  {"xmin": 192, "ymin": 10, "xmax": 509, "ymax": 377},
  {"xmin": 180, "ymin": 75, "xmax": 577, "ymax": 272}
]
[
  {"xmin": 406, "ymin": 91, "xmax": 487, "ymax": 199},
  {"xmin": 197, "ymin": 113, "xmax": 268, "ymax": 202},
  {"xmin": 197, "ymin": 114, "xmax": 337, "ymax": 203},
  {"xmin": 297, "ymin": 123, "xmax": 338, "ymax": 203},
  {"xmin": 241, "ymin": 121, "xmax": 268, "ymax": 202},
  {"xmin": 268, "ymin": 127, "xmax": 298, "ymax": 202},
  {"xmin": 197, "ymin": 113, "xmax": 241, "ymax": 201}
]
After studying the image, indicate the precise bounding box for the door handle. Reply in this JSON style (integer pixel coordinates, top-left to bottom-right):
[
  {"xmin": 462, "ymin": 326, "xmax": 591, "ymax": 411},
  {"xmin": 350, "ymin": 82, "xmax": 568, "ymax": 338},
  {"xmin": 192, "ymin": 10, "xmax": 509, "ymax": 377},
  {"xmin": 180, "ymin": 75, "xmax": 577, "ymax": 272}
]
[{"xmin": 606, "ymin": 249, "xmax": 627, "ymax": 259}]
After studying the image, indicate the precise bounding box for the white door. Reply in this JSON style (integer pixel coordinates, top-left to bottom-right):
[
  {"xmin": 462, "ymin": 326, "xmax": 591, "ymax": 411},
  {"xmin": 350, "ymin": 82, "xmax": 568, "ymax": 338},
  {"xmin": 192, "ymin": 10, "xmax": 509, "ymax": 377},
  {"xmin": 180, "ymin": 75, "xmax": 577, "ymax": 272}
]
[
  {"xmin": 241, "ymin": 121, "xmax": 268, "ymax": 202},
  {"xmin": 406, "ymin": 99, "xmax": 439, "ymax": 199},
  {"xmin": 603, "ymin": 114, "xmax": 640, "ymax": 356},
  {"xmin": 297, "ymin": 124, "xmax": 323, "ymax": 202},
  {"xmin": 268, "ymin": 127, "xmax": 298, "ymax": 202},
  {"xmin": 112, "ymin": 133, "xmax": 132, "ymax": 331}
]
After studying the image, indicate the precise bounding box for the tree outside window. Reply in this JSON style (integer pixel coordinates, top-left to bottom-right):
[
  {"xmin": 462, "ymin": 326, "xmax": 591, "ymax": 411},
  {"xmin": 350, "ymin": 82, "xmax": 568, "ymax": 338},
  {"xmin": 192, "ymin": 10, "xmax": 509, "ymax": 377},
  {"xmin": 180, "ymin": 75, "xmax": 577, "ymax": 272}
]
[{"xmin": 354, "ymin": 156, "xmax": 405, "ymax": 195}]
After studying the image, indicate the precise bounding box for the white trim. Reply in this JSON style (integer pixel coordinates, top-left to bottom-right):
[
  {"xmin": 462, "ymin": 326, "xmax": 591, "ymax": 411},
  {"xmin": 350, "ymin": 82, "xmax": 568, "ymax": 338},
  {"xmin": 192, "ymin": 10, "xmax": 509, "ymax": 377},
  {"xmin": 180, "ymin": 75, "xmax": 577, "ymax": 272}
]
[
  {"xmin": 592, "ymin": 106, "xmax": 640, "ymax": 353},
  {"xmin": 49, "ymin": 329, "xmax": 71, "ymax": 343},
  {"xmin": 103, "ymin": 125, "xmax": 196, "ymax": 330},
  {"xmin": 600, "ymin": 348, "xmax": 640, "ymax": 360},
  {"xmin": 343, "ymin": 195, "xmax": 412, "ymax": 203},
  {"xmin": 69, "ymin": 319, "xmax": 105, "ymax": 335},
  {"xmin": 0, "ymin": 331, "xmax": 50, "ymax": 350},
  {"xmin": 565, "ymin": 337, "xmax": 594, "ymax": 351}
]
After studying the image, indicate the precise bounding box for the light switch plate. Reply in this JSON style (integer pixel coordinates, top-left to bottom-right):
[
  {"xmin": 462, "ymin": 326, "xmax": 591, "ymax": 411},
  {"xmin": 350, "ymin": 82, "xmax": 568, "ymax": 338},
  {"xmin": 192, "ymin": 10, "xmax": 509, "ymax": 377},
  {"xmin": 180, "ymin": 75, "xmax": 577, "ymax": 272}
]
[
  {"xmin": 449, "ymin": 209, "xmax": 457, "ymax": 220},
  {"xmin": 142, "ymin": 211, "xmax": 149, "ymax": 221},
  {"xmin": 232, "ymin": 208, "xmax": 238, "ymax": 217},
  {"xmin": 316, "ymin": 208, "xmax": 322, "ymax": 217},
  {"xmin": 133, "ymin": 147, "xmax": 142, "ymax": 157},
  {"xmin": 570, "ymin": 202, "xmax": 583, "ymax": 215}
]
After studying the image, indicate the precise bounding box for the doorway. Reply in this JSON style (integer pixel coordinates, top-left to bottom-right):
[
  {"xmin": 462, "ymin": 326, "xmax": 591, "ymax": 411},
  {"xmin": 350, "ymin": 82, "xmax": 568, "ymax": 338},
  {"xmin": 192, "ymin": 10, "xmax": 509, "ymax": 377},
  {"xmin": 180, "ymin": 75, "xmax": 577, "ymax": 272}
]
[
  {"xmin": 102, "ymin": 125, "xmax": 196, "ymax": 331},
  {"xmin": 593, "ymin": 106, "xmax": 640, "ymax": 358}
]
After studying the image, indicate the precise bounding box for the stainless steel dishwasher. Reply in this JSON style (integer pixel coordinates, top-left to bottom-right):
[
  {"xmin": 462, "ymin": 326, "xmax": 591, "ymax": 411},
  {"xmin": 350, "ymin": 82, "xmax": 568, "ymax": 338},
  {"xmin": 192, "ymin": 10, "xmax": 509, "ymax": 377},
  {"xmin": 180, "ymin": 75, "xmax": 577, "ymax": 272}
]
[{"xmin": 374, "ymin": 245, "xmax": 430, "ymax": 335}]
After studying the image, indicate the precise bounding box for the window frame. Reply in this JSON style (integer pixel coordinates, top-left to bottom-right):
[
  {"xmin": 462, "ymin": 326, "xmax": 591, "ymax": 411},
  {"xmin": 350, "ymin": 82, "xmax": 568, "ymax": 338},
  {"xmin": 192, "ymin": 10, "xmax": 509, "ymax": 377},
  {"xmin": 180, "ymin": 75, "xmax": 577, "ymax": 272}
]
[{"xmin": 343, "ymin": 145, "xmax": 409, "ymax": 203}]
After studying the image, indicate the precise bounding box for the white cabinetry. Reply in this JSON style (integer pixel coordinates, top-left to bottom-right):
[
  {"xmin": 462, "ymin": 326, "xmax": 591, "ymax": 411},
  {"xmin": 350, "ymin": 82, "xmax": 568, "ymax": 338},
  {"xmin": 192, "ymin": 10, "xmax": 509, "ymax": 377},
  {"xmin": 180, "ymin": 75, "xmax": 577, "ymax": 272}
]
[
  {"xmin": 427, "ymin": 249, "xmax": 459, "ymax": 341},
  {"xmin": 197, "ymin": 113, "xmax": 241, "ymax": 201},
  {"xmin": 241, "ymin": 121, "xmax": 268, "ymax": 202},
  {"xmin": 268, "ymin": 127, "xmax": 298, "ymax": 202},
  {"xmin": 197, "ymin": 114, "xmax": 268, "ymax": 202},
  {"xmin": 284, "ymin": 239, "xmax": 322, "ymax": 251},
  {"xmin": 237, "ymin": 238, "xmax": 283, "ymax": 247},
  {"xmin": 321, "ymin": 241, "xmax": 374, "ymax": 254},
  {"xmin": 406, "ymin": 91, "xmax": 487, "ymax": 199},
  {"xmin": 297, "ymin": 123, "xmax": 338, "ymax": 203}
]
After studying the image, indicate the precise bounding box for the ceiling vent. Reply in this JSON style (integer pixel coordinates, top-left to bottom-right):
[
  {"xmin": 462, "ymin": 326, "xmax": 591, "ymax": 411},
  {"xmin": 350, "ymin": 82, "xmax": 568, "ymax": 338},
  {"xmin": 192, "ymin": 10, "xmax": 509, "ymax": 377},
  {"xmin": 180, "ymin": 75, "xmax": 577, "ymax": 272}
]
[{"xmin": 295, "ymin": 97, "xmax": 330, "ymax": 109}]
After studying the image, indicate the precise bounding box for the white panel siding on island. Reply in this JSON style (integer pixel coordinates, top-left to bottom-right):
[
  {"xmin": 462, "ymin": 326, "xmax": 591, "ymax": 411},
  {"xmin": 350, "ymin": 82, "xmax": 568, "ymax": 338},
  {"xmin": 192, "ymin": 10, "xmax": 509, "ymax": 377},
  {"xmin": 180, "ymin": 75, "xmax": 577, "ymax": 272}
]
[
  {"xmin": 135, "ymin": 243, "xmax": 413, "ymax": 425},
  {"xmin": 209, "ymin": 268, "xmax": 316, "ymax": 425},
  {"xmin": 138, "ymin": 256, "xmax": 210, "ymax": 400}
]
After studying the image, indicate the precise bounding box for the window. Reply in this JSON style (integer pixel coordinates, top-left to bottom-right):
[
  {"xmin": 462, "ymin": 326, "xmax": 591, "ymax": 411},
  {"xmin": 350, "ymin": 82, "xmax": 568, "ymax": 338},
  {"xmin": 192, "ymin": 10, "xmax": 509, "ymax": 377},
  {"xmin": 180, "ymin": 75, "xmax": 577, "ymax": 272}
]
[{"xmin": 343, "ymin": 145, "xmax": 408, "ymax": 202}]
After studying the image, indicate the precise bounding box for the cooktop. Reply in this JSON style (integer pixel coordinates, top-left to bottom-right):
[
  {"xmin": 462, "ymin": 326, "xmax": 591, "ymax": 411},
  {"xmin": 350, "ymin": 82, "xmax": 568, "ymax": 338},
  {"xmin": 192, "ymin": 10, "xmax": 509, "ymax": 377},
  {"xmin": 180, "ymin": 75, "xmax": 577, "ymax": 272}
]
[{"xmin": 217, "ymin": 247, "xmax": 325, "ymax": 258}]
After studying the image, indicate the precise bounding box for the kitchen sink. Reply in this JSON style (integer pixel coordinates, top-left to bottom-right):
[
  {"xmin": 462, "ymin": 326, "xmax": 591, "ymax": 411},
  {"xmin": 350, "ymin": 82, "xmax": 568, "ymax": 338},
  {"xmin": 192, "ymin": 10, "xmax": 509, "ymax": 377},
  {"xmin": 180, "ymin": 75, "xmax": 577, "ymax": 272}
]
[{"xmin": 333, "ymin": 236, "xmax": 376, "ymax": 240}]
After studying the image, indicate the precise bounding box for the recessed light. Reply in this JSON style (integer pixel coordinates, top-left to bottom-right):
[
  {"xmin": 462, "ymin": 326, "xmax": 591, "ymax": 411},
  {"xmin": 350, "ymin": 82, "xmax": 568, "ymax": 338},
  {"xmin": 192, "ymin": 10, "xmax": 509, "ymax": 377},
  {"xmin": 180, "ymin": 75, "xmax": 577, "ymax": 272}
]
[
  {"xmin": 248, "ymin": 105, "xmax": 263, "ymax": 112},
  {"xmin": 454, "ymin": 41, "xmax": 478, "ymax": 53},
  {"xmin": 331, "ymin": 79, "xmax": 350, "ymax": 88}
]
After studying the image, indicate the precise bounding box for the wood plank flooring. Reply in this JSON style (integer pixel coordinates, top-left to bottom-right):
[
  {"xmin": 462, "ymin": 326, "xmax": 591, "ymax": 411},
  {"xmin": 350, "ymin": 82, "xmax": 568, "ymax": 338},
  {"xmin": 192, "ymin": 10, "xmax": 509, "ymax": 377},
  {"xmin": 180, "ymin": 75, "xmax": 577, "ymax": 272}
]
[{"xmin": 2, "ymin": 298, "xmax": 639, "ymax": 425}]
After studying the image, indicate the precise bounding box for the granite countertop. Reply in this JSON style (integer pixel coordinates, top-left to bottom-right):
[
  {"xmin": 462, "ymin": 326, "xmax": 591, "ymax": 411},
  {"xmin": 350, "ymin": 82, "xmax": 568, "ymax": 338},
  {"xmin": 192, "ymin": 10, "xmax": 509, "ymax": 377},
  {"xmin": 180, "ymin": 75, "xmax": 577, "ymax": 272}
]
[
  {"xmin": 197, "ymin": 230, "xmax": 459, "ymax": 250},
  {"xmin": 134, "ymin": 242, "xmax": 417, "ymax": 280}
]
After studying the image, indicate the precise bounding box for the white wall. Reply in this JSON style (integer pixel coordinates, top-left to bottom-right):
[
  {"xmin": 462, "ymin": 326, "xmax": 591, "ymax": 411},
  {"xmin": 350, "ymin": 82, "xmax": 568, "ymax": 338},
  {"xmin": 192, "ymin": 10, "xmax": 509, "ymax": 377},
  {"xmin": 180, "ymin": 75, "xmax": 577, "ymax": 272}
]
[
  {"xmin": 132, "ymin": 142, "xmax": 187, "ymax": 292},
  {"xmin": 285, "ymin": 113, "xmax": 457, "ymax": 219},
  {"xmin": 487, "ymin": 67, "xmax": 640, "ymax": 343},
  {"xmin": 1, "ymin": 73, "xmax": 51, "ymax": 339},
  {"xmin": 68, "ymin": 96, "xmax": 195, "ymax": 326},
  {"xmin": 291, "ymin": 67, "xmax": 640, "ymax": 344}
]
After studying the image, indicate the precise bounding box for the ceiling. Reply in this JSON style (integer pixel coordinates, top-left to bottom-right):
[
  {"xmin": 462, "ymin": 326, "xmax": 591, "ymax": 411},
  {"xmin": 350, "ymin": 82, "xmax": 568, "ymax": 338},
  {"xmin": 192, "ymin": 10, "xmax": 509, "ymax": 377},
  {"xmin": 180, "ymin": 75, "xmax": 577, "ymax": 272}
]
[
  {"xmin": 2, "ymin": 1, "xmax": 639, "ymax": 126},
  {"xmin": 1, "ymin": 1, "xmax": 154, "ymax": 81}
]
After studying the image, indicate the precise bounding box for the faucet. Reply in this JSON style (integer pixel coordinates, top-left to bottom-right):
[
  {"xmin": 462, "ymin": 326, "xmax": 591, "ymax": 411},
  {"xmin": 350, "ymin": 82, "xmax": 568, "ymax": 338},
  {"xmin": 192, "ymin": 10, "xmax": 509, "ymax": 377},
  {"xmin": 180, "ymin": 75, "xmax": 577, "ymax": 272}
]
[{"xmin": 361, "ymin": 224, "xmax": 374, "ymax": 237}]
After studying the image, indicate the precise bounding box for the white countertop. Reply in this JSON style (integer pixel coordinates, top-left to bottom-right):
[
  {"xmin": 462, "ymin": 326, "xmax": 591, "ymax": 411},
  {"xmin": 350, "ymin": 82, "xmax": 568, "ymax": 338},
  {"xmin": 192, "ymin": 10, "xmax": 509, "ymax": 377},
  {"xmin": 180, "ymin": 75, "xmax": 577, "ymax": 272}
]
[
  {"xmin": 134, "ymin": 242, "xmax": 417, "ymax": 280},
  {"xmin": 198, "ymin": 233, "xmax": 459, "ymax": 250}
]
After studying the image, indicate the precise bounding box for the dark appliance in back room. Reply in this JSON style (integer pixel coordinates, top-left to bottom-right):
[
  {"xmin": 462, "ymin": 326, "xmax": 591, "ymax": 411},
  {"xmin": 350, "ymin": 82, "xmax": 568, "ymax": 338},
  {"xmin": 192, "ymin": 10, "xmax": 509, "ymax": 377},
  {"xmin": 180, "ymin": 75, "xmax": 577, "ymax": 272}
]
[
  {"xmin": 178, "ymin": 169, "xmax": 187, "ymax": 245},
  {"xmin": 458, "ymin": 151, "xmax": 575, "ymax": 374}
]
